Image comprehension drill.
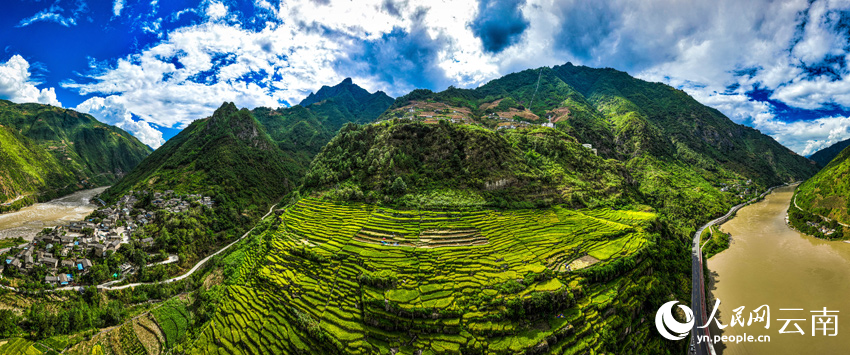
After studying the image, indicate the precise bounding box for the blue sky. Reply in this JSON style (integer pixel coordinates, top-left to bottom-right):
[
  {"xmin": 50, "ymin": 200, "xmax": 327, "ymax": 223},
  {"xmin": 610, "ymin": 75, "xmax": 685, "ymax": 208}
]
[{"xmin": 2, "ymin": 0, "xmax": 850, "ymax": 156}]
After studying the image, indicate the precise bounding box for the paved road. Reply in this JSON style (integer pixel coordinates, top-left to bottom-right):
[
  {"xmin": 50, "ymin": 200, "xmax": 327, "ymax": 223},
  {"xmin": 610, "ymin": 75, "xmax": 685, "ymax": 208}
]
[
  {"xmin": 146, "ymin": 254, "xmax": 179, "ymax": 268},
  {"xmin": 1, "ymin": 204, "xmax": 277, "ymax": 293},
  {"xmin": 690, "ymin": 184, "xmax": 785, "ymax": 355},
  {"xmin": 99, "ymin": 204, "xmax": 277, "ymax": 290}
]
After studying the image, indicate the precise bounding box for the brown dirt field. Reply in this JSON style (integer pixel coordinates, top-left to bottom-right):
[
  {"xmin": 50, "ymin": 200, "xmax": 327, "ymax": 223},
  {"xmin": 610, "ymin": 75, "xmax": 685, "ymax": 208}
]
[
  {"xmin": 202, "ymin": 268, "xmax": 223, "ymax": 289},
  {"xmin": 548, "ymin": 107, "xmax": 571, "ymax": 122},
  {"xmin": 495, "ymin": 108, "xmax": 540, "ymax": 121},
  {"xmin": 478, "ymin": 98, "xmax": 503, "ymax": 110},
  {"xmin": 134, "ymin": 316, "xmax": 163, "ymax": 355},
  {"xmin": 568, "ymin": 255, "xmax": 600, "ymax": 270}
]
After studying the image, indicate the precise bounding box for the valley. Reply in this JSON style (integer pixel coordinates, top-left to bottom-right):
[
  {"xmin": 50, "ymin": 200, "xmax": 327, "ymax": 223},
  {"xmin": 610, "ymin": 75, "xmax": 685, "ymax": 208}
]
[
  {"xmin": 708, "ymin": 185, "xmax": 850, "ymax": 354},
  {"xmin": 0, "ymin": 187, "xmax": 106, "ymax": 242},
  {"xmin": 0, "ymin": 64, "xmax": 819, "ymax": 355}
]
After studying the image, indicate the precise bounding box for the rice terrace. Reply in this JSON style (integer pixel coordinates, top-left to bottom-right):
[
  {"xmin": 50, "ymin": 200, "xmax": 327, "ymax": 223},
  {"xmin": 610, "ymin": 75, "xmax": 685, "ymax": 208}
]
[{"xmin": 189, "ymin": 197, "xmax": 657, "ymax": 354}]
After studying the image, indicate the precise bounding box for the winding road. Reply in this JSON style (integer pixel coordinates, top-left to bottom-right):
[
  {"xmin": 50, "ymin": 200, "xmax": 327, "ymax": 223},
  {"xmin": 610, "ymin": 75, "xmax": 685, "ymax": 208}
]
[
  {"xmin": 1, "ymin": 204, "xmax": 277, "ymax": 293},
  {"xmin": 690, "ymin": 184, "xmax": 785, "ymax": 355},
  {"xmin": 792, "ymin": 194, "xmax": 849, "ymax": 228}
]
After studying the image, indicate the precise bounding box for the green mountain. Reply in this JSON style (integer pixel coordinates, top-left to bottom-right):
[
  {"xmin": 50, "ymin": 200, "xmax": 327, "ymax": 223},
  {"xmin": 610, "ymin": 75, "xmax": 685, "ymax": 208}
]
[
  {"xmin": 809, "ymin": 138, "xmax": 850, "ymax": 167},
  {"xmin": 102, "ymin": 79, "xmax": 393, "ymax": 218},
  {"xmin": 0, "ymin": 100, "xmax": 150, "ymax": 209},
  {"xmin": 100, "ymin": 103, "xmax": 299, "ymax": 219},
  {"xmin": 252, "ymin": 78, "xmax": 394, "ymax": 177},
  {"xmin": 378, "ymin": 63, "xmax": 817, "ymax": 228},
  {"xmin": 184, "ymin": 64, "xmax": 820, "ymax": 355},
  {"xmin": 304, "ymin": 121, "xmax": 640, "ymax": 209},
  {"xmin": 21, "ymin": 66, "xmax": 818, "ymax": 355},
  {"xmin": 185, "ymin": 112, "xmax": 689, "ymax": 354},
  {"xmin": 793, "ymin": 143, "xmax": 850, "ymax": 229}
]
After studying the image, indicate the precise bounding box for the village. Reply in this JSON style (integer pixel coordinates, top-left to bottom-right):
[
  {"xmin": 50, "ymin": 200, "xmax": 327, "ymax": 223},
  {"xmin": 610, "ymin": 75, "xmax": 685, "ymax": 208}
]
[
  {"xmin": 0, "ymin": 190, "xmax": 214, "ymax": 287},
  {"xmin": 379, "ymin": 104, "xmax": 601, "ymax": 156}
]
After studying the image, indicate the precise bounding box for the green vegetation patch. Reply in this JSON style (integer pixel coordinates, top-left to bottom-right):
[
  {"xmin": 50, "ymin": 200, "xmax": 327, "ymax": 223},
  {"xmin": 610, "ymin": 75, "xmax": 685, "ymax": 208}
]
[{"xmin": 189, "ymin": 198, "xmax": 660, "ymax": 354}]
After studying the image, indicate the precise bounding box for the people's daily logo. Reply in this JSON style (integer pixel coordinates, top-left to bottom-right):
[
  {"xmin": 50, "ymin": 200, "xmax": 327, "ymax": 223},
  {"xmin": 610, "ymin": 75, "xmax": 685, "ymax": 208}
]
[
  {"xmin": 656, "ymin": 300, "xmax": 694, "ymax": 340},
  {"xmin": 656, "ymin": 299, "xmax": 838, "ymax": 344}
]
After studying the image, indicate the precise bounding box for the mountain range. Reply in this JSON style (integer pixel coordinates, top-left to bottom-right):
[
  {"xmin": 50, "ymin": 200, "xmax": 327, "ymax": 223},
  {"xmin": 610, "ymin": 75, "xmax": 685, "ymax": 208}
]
[
  {"xmin": 0, "ymin": 100, "xmax": 150, "ymax": 210},
  {"xmin": 100, "ymin": 78, "xmax": 395, "ymax": 221},
  {"xmin": 0, "ymin": 64, "xmax": 823, "ymax": 355},
  {"xmin": 376, "ymin": 63, "xmax": 817, "ymax": 229},
  {"xmin": 132, "ymin": 64, "xmax": 816, "ymax": 354},
  {"xmin": 809, "ymin": 137, "xmax": 850, "ymax": 167}
]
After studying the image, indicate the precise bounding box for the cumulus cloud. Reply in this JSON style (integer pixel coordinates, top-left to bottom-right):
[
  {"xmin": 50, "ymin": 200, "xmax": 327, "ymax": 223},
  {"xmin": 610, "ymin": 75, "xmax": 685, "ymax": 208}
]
[
  {"xmin": 205, "ymin": 1, "xmax": 228, "ymax": 20},
  {"xmin": 60, "ymin": 0, "xmax": 499, "ymax": 132},
  {"xmin": 51, "ymin": 0, "xmax": 850, "ymax": 153},
  {"xmin": 470, "ymin": 0, "xmax": 529, "ymax": 53},
  {"xmin": 113, "ymin": 0, "xmax": 125, "ymax": 16},
  {"xmin": 689, "ymin": 89, "xmax": 850, "ymax": 155},
  {"xmin": 0, "ymin": 55, "xmax": 62, "ymax": 107},
  {"xmin": 75, "ymin": 96, "xmax": 166, "ymax": 148}
]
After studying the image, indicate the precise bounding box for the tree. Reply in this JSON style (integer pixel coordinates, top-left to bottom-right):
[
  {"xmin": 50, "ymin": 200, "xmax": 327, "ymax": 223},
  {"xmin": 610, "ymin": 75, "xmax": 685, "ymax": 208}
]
[
  {"xmin": 391, "ymin": 177, "xmax": 407, "ymax": 195},
  {"xmin": 0, "ymin": 309, "xmax": 18, "ymax": 337}
]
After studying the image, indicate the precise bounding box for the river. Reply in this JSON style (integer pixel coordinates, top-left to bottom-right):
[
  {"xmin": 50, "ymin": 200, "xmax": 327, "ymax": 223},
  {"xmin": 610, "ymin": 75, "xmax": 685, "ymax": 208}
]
[
  {"xmin": 0, "ymin": 187, "xmax": 107, "ymax": 242},
  {"xmin": 708, "ymin": 185, "xmax": 850, "ymax": 353}
]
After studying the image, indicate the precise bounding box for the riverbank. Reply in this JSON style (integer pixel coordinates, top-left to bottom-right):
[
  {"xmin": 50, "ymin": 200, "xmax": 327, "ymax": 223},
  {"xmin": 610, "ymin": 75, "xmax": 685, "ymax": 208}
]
[
  {"xmin": 0, "ymin": 187, "xmax": 106, "ymax": 242},
  {"xmin": 707, "ymin": 185, "xmax": 850, "ymax": 354}
]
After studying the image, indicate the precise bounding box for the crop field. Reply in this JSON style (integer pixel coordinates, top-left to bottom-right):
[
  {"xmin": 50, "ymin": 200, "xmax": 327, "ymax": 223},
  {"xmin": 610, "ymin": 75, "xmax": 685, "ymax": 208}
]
[
  {"xmin": 151, "ymin": 299, "xmax": 190, "ymax": 349},
  {"xmin": 0, "ymin": 338, "xmax": 43, "ymax": 355},
  {"xmin": 190, "ymin": 197, "xmax": 660, "ymax": 354},
  {"xmin": 63, "ymin": 302, "xmax": 181, "ymax": 355}
]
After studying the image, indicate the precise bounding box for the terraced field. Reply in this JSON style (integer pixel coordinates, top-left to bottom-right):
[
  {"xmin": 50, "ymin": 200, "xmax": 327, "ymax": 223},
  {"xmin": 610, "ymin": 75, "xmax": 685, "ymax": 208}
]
[
  {"xmin": 0, "ymin": 338, "xmax": 44, "ymax": 355},
  {"xmin": 63, "ymin": 299, "xmax": 188, "ymax": 355},
  {"xmin": 190, "ymin": 197, "xmax": 661, "ymax": 354}
]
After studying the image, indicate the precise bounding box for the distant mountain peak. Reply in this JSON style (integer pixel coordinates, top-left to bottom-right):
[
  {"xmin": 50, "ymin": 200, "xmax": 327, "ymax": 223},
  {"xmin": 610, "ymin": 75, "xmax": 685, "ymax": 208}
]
[
  {"xmin": 809, "ymin": 138, "xmax": 850, "ymax": 167},
  {"xmin": 299, "ymin": 78, "xmax": 391, "ymax": 107}
]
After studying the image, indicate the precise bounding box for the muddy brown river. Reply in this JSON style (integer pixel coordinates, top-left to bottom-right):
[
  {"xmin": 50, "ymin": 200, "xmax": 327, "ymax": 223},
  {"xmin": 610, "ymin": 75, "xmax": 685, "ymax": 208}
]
[
  {"xmin": 708, "ymin": 185, "xmax": 850, "ymax": 353},
  {"xmin": 0, "ymin": 187, "xmax": 106, "ymax": 242}
]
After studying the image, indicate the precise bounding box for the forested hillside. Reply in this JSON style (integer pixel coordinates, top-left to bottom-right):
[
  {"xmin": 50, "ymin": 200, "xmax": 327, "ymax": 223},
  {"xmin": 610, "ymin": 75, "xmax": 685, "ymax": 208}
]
[
  {"xmin": 366, "ymin": 64, "xmax": 816, "ymax": 230},
  {"xmin": 304, "ymin": 122, "xmax": 639, "ymax": 209},
  {"xmin": 253, "ymin": 78, "xmax": 394, "ymax": 177},
  {"xmin": 794, "ymin": 144, "xmax": 850, "ymax": 228},
  {"xmin": 0, "ymin": 100, "xmax": 150, "ymax": 210},
  {"xmin": 101, "ymin": 103, "xmax": 299, "ymax": 221}
]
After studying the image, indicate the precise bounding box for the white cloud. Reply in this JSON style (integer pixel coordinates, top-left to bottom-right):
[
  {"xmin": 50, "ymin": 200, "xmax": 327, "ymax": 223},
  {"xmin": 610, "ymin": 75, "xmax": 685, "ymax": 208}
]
[
  {"xmin": 687, "ymin": 89, "xmax": 850, "ymax": 155},
  {"xmin": 0, "ymin": 55, "xmax": 61, "ymax": 107},
  {"xmin": 63, "ymin": 22, "xmax": 343, "ymax": 129},
  {"xmin": 18, "ymin": 11, "xmax": 77, "ymax": 27},
  {"xmin": 75, "ymin": 96, "xmax": 166, "ymax": 148},
  {"xmin": 113, "ymin": 0, "xmax": 125, "ymax": 16},
  {"xmin": 54, "ymin": 0, "xmax": 850, "ymax": 154},
  {"xmin": 205, "ymin": 1, "xmax": 228, "ymax": 20},
  {"xmin": 17, "ymin": 2, "xmax": 86, "ymax": 28}
]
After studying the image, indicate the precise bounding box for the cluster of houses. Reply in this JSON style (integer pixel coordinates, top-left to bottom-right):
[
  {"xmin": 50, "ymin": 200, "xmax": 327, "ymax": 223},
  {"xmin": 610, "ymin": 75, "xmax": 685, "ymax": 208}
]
[
  {"xmin": 719, "ymin": 180, "xmax": 754, "ymax": 198},
  {"xmin": 0, "ymin": 189, "xmax": 213, "ymax": 287},
  {"xmin": 806, "ymin": 220, "xmax": 837, "ymax": 236},
  {"xmin": 3, "ymin": 236, "xmax": 94, "ymax": 284},
  {"xmin": 152, "ymin": 192, "xmax": 213, "ymax": 213},
  {"xmin": 490, "ymin": 113, "xmax": 555, "ymax": 130}
]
